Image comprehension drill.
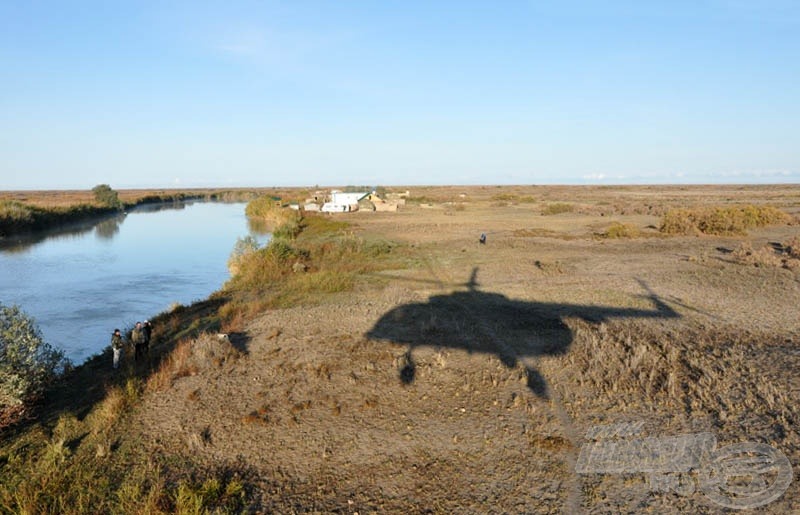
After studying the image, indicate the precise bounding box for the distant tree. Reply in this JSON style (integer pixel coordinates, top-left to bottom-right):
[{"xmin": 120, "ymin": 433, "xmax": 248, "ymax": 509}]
[
  {"xmin": 91, "ymin": 184, "xmax": 123, "ymax": 210},
  {"xmin": 0, "ymin": 303, "xmax": 67, "ymax": 412}
]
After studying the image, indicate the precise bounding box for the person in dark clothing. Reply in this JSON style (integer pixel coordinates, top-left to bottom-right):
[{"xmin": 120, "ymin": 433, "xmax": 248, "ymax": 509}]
[
  {"xmin": 142, "ymin": 320, "xmax": 153, "ymax": 354},
  {"xmin": 111, "ymin": 328, "xmax": 124, "ymax": 369},
  {"xmin": 131, "ymin": 321, "xmax": 146, "ymax": 361},
  {"xmin": 479, "ymin": 233, "xmax": 487, "ymax": 244}
]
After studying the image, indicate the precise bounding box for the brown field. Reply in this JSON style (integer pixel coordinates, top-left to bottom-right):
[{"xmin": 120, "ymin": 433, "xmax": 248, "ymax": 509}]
[{"xmin": 2, "ymin": 184, "xmax": 800, "ymax": 513}]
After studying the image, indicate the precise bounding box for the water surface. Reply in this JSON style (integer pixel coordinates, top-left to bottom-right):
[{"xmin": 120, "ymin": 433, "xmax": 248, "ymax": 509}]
[{"xmin": 0, "ymin": 202, "xmax": 266, "ymax": 363}]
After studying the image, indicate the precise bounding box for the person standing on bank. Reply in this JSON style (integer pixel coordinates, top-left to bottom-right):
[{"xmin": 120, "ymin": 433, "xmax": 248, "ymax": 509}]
[
  {"xmin": 111, "ymin": 329, "xmax": 124, "ymax": 369},
  {"xmin": 131, "ymin": 321, "xmax": 146, "ymax": 361},
  {"xmin": 142, "ymin": 320, "xmax": 153, "ymax": 354}
]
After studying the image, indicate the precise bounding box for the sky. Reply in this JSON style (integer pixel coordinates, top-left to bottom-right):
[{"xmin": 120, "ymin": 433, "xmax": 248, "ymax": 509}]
[{"xmin": 1, "ymin": 1, "xmax": 799, "ymax": 189}]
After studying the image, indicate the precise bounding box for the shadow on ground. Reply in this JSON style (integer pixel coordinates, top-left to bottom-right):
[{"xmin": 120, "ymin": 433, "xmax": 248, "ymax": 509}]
[{"xmin": 366, "ymin": 268, "xmax": 679, "ymax": 398}]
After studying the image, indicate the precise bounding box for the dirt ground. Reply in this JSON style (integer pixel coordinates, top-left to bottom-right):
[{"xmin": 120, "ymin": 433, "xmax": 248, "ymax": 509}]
[{"xmin": 132, "ymin": 185, "xmax": 800, "ymax": 513}]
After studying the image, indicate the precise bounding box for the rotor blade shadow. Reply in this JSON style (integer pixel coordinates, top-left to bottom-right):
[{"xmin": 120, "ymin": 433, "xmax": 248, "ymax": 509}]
[{"xmin": 366, "ymin": 268, "xmax": 681, "ymax": 399}]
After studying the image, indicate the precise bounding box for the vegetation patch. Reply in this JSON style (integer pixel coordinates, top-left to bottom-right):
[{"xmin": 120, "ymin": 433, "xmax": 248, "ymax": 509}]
[
  {"xmin": 731, "ymin": 237, "xmax": 800, "ymax": 270},
  {"xmin": 600, "ymin": 222, "xmax": 641, "ymax": 239},
  {"xmin": 223, "ymin": 205, "xmax": 402, "ymax": 328},
  {"xmin": 540, "ymin": 202, "xmax": 575, "ymax": 216},
  {"xmin": 91, "ymin": 184, "xmax": 123, "ymax": 210},
  {"xmin": 512, "ymin": 228, "xmax": 576, "ymax": 240},
  {"xmin": 0, "ymin": 185, "xmax": 251, "ymax": 238},
  {"xmin": 0, "ymin": 200, "xmax": 119, "ymax": 237},
  {"xmin": 1, "ymin": 304, "xmax": 67, "ymax": 418},
  {"xmin": 244, "ymin": 194, "xmax": 298, "ymax": 229},
  {"xmin": 659, "ymin": 205, "xmax": 791, "ymax": 236},
  {"xmin": 490, "ymin": 194, "xmax": 536, "ymax": 203},
  {"xmin": 0, "ymin": 294, "xmax": 253, "ymax": 513}
]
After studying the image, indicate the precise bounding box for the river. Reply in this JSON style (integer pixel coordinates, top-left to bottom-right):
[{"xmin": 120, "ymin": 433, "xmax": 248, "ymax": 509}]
[{"xmin": 0, "ymin": 201, "xmax": 268, "ymax": 364}]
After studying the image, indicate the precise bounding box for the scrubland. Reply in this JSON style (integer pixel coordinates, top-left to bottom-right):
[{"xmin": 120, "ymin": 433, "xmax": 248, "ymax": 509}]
[{"xmin": 1, "ymin": 184, "xmax": 799, "ymax": 513}]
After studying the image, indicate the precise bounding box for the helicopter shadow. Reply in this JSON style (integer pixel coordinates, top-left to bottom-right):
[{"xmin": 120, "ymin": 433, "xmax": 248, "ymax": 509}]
[{"xmin": 366, "ymin": 268, "xmax": 680, "ymax": 398}]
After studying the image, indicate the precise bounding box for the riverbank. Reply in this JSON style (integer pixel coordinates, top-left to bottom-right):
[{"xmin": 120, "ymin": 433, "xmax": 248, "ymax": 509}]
[
  {"xmin": 1, "ymin": 184, "xmax": 799, "ymax": 512},
  {"xmin": 0, "ymin": 188, "xmax": 271, "ymax": 238}
]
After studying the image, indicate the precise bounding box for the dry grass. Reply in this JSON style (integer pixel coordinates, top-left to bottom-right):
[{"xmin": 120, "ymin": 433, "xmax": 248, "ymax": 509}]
[
  {"xmin": 541, "ymin": 202, "xmax": 575, "ymax": 215},
  {"xmin": 732, "ymin": 238, "xmax": 800, "ymax": 270},
  {"xmin": 147, "ymin": 334, "xmax": 241, "ymax": 393},
  {"xmin": 89, "ymin": 379, "xmax": 141, "ymax": 435},
  {"xmin": 660, "ymin": 204, "xmax": 791, "ymax": 236},
  {"xmin": 534, "ymin": 259, "xmax": 566, "ymax": 275},
  {"xmin": 565, "ymin": 320, "xmax": 796, "ymax": 431},
  {"xmin": 785, "ymin": 235, "xmax": 800, "ymax": 259},
  {"xmin": 490, "ymin": 193, "xmax": 537, "ymax": 203},
  {"xmin": 0, "ymin": 188, "xmax": 272, "ymax": 237},
  {"xmin": 222, "ymin": 212, "xmax": 400, "ymax": 322},
  {"xmin": 600, "ymin": 222, "xmax": 641, "ymax": 239},
  {"xmin": 732, "ymin": 242, "xmax": 785, "ymax": 268},
  {"xmin": 244, "ymin": 194, "xmax": 298, "ymax": 230},
  {"xmin": 0, "ymin": 188, "xmax": 273, "ymax": 208}
]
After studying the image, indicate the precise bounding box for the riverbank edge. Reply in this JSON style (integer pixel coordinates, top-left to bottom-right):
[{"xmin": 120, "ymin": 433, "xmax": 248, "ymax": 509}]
[
  {"xmin": 0, "ymin": 201, "xmax": 402, "ymax": 511},
  {"xmin": 0, "ymin": 190, "xmax": 260, "ymax": 239}
]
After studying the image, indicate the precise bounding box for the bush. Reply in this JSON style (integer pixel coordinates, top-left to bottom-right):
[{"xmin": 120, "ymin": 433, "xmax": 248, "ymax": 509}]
[
  {"xmin": 245, "ymin": 195, "xmax": 295, "ymax": 225},
  {"xmin": 0, "ymin": 201, "xmax": 36, "ymax": 236},
  {"xmin": 0, "ymin": 303, "xmax": 67, "ymax": 411},
  {"xmin": 659, "ymin": 209, "xmax": 700, "ymax": 236},
  {"xmin": 227, "ymin": 235, "xmax": 260, "ymax": 276},
  {"xmin": 731, "ymin": 242, "xmax": 785, "ymax": 268},
  {"xmin": 602, "ymin": 222, "xmax": 640, "ymax": 239},
  {"xmin": 541, "ymin": 202, "xmax": 574, "ymax": 215},
  {"xmin": 272, "ymin": 217, "xmax": 302, "ymax": 240},
  {"xmin": 660, "ymin": 205, "xmax": 790, "ymax": 236},
  {"xmin": 91, "ymin": 184, "xmax": 123, "ymax": 210},
  {"xmin": 785, "ymin": 236, "xmax": 800, "ymax": 259}
]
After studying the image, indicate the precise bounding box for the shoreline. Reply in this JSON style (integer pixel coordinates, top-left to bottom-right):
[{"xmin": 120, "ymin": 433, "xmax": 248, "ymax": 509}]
[{"xmin": 0, "ymin": 190, "xmax": 261, "ymax": 239}]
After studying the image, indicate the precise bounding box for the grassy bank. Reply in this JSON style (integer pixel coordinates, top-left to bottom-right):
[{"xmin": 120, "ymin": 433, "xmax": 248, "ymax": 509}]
[
  {"xmin": 0, "ymin": 295, "xmax": 253, "ymax": 513},
  {"xmin": 0, "ymin": 201, "xmax": 122, "ymax": 238},
  {"xmin": 223, "ymin": 199, "xmax": 402, "ymax": 328},
  {"xmin": 0, "ymin": 200, "xmax": 403, "ymax": 513},
  {"xmin": 0, "ymin": 188, "xmax": 267, "ymax": 238}
]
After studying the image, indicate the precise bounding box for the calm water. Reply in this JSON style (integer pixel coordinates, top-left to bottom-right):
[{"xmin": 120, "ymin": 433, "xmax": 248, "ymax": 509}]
[{"xmin": 0, "ymin": 202, "xmax": 267, "ymax": 364}]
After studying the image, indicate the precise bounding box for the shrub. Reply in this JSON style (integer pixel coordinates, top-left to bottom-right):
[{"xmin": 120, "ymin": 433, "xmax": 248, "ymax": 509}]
[
  {"xmin": 0, "ymin": 201, "xmax": 35, "ymax": 236},
  {"xmin": 602, "ymin": 222, "xmax": 640, "ymax": 239},
  {"xmin": 91, "ymin": 184, "xmax": 123, "ymax": 210},
  {"xmin": 299, "ymin": 214, "xmax": 349, "ymax": 238},
  {"xmin": 491, "ymin": 194, "xmax": 536, "ymax": 203},
  {"xmin": 0, "ymin": 303, "xmax": 67, "ymax": 411},
  {"xmin": 226, "ymin": 239, "xmax": 306, "ymax": 293},
  {"xmin": 659, "ymin": 209, "xmax": 700, "ymax": 236},
  {"xmin": 541, "ymin": 202, "xmax": 574, "ymax": 216},
  {"xmin": 222, "ymin": 210, "xmax": 400, "ymax": 318},
  {"xmin": 660, "ymin": 205, "xmax": 790, "ymax": 236},
  {"xmin": 245, "ymin": 195, "xmax": 296, "ymax": 227},
  {"xmin": 732, "ymin": 242, "xmax": 784, "ymax": 268},
  {"xmin": 731, "ymin": 237, "xmax": 800, "ymax": 270},
  {"xmin": 272, "ymin": 217, "xmax": 302, "ymax": 240},
  {"xmin": 227, "ymin": 235, "xmax": 260, "ymax": 275},
  {"xmin": 785, "ymin": 236, "xmax": 800, "ymax": 259}
]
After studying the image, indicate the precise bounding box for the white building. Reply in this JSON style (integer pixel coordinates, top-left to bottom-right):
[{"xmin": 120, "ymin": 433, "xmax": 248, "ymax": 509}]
[
  {"xmin": 330, "ymin": 191, "xmax": 369, "ymax": 205},
  {"xmin": 321, "ymin": 191, "xmax": 369, "ymax": 213}
]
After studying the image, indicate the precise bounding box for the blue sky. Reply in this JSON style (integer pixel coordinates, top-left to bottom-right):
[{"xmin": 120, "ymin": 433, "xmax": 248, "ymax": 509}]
[{"xmin": 1, "ymin": 1, "xmax": 798, "ymax": 189}]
